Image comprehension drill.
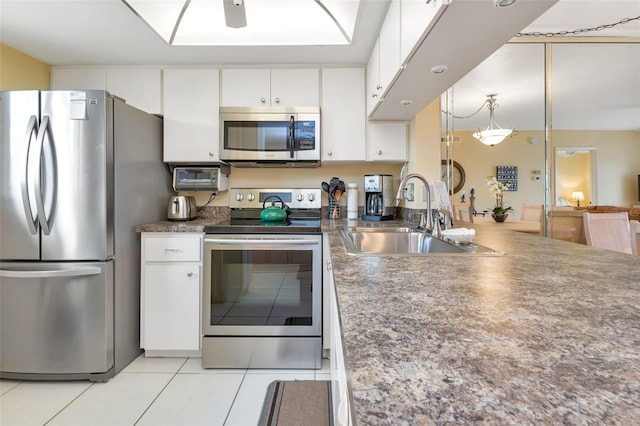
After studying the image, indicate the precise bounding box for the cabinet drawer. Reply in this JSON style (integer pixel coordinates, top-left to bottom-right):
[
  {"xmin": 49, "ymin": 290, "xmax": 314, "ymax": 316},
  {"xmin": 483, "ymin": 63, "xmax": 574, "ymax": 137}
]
[{"xmin": 144, "ymin": 236, "xmax": 202, "ymax": 262}]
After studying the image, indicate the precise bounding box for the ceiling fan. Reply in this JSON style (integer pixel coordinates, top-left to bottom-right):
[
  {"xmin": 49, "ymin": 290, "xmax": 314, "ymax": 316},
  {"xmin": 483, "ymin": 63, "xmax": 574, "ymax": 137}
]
[{"xmin": 223, "ymin": 0, "xmax": 247, "ymax": 28}]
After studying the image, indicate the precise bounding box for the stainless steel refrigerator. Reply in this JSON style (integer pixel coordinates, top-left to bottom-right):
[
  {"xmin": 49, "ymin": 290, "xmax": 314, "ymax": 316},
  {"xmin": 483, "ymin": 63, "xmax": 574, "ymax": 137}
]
[{"xmin": 0, "ymin": 90, "xmax": 171, "ymax": 381}]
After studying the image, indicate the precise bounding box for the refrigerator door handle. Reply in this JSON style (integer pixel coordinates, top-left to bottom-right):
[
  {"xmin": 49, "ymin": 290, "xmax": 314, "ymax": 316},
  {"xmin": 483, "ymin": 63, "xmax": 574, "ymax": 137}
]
[
  {"xmin": 33, "ymin": 115, "xmax": 55, "ymax": 235},
  {"xmin": 0, "ymin": 267, "xmax": 102, "ymax": 278},
  {"xmin": 21, "ymin": 115, "xmax": 39, "ymax": 235}
]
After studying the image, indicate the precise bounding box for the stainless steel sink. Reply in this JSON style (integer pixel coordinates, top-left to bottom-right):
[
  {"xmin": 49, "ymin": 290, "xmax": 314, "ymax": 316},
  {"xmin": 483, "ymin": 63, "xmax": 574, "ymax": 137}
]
[{"xmin": 338, "ymin": 226, "xmax": 503, "ymax": 256}]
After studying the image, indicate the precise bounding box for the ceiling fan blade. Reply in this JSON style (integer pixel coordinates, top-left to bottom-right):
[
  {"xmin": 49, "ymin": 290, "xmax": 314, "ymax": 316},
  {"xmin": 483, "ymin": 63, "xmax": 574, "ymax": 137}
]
[{"xmin": 223, "ymin": 0, "xmax": 247, "ymax": 28}]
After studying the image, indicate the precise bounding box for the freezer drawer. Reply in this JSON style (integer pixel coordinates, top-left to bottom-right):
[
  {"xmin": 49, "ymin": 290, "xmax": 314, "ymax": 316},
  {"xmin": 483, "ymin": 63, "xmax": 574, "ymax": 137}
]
[{"xmin": 0, "ymin": 261, "xmax": 114, "ymax": 378}]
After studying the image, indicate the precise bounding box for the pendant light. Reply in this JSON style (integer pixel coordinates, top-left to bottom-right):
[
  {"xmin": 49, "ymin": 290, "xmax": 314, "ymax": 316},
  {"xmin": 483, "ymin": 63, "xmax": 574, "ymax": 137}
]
[{"xmin": 472, "ymin": 95, "xmax": 514, "ymax": 146}]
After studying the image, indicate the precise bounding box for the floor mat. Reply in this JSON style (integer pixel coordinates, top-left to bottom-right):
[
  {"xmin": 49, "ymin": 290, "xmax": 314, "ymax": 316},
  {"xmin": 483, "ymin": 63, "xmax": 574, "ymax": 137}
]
[{"xmin": 258, "ymin": 380, "xmax": 331, "ymax": 426}]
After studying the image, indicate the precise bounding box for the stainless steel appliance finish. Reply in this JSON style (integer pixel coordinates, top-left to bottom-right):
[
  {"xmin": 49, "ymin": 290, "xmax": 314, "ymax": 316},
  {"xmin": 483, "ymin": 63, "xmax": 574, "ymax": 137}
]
[
  {"xmin": 363, "ymin": 174, "xmax": 395, "ymax": 221},
  {"xmin": 167, "ymin": 195, "xmax": 198, "ymax": 221},
  {"xmin": 0, "ymin": 90, "xmax": 171, "ymax": 381},
  {"xmin": 219, "ymin": 107, "xmax": 320, "ymax": 168},
  {"xmin": 202, "ymin": 188, "xmax": 322, "ymax": 369},
  {"xmin": 172, "ymin": 166, "xmax": 229, "ymax": 192}
]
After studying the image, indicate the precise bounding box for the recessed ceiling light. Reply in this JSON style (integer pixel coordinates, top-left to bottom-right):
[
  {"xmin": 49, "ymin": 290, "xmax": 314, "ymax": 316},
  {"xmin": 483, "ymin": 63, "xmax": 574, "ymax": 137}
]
[
  {"xmin": 430, "ymin": 65, "xmax": 448, "ymax": 74},
  {"xmin": 494, "ymin": 0, "xmax": 518, "ymax": 7}
]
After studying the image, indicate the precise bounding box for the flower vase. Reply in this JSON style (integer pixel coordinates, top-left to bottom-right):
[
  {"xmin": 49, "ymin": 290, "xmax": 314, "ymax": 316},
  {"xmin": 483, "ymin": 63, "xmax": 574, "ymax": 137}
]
[{"xmin": 492, "ymin": 213, "xmax": 508, "ymax": 223}]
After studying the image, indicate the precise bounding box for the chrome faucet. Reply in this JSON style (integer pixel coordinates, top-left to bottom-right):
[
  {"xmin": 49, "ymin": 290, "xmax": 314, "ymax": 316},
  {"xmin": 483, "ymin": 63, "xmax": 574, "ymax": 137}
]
[{"xmin": 395, "ymin": 173, "xmax": 435, "ymax": 233}]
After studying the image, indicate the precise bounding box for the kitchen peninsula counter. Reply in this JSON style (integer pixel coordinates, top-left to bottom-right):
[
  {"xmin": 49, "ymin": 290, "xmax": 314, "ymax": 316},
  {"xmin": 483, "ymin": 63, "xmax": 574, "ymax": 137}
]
[{"xmin": 324, "ymin": 219, "xmax": 640, "ymax": 424}]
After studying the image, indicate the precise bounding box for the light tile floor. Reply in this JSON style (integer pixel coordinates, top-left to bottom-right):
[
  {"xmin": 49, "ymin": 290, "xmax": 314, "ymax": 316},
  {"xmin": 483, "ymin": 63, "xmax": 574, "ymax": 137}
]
[{"xmin": 0, "ymin": 355, "xmax": 331, "ymax": 426}]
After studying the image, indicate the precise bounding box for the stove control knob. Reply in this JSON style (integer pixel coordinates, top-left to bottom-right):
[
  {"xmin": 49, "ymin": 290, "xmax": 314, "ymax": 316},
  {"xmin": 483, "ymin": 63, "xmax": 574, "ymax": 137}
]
[
  {"xmin": 247, "ymin": 193, "xmax": 255, "ymax": 201},
  {"xmin": 308, "ymin": 193, "xmax": 315, "ymax": 202},
  {"xmin": 235, "ymin": 193, "xmax": 244, "ymax": 202},
  {"xmin": 296, "ymin": 194, "xmax": 304, "ymax": 202}
]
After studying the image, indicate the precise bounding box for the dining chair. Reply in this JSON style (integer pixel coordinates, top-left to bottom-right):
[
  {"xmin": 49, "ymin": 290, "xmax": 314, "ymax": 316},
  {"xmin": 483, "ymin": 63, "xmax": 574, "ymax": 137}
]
[
  {"xmin": 521, "ymin": 204, "xmax": 543, "ymax": 222},
  {"xmin": 583, "ymin": 212, "xmax": 633, "ymax": 254},
  {"xmin": 453, "ymin": 203, "xmax": 473, "ymax": 223}
]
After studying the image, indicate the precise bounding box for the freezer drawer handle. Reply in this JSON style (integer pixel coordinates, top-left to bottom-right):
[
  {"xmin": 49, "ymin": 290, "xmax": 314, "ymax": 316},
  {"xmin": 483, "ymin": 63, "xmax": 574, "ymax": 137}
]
[
  {"xmin": 0, "ymin": 267, "xmax": 102, "ymax": 278},
  {"xmin": 21, "ymin": 115, "xmax": 39, "ymax": 235}
]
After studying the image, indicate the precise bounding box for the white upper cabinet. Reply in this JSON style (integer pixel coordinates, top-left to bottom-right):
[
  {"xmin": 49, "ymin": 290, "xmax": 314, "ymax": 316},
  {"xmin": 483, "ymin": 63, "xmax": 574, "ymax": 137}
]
[
  {"xmin": 378, "ymin": 0, "xmax": 401, "ymax": 98},
  {"xmin": 321, "ymin": 68, "xmax": 366, "ymax": 162},
  {"xmin": 366, "ymin": 0, "xmax": 401, "ymax": 118},
  {"xmin": 106, "ymin": 68, "xmax": 162, "ymax": 114},
  {"xmin": 51, "ymin": 67, "xmax": 162, "ymax": 114},
  {"xmin": 221, "ymin": 68, "xmax": 319, "ymax": 107},
  {"xmin": 51, "ymin": 67, "xmax": 107, "ymax": 90},
  {"xmin": 400, "ymin": 0, "xmax": 448, "ymax": 65},
  {"xmin": 163, "ymin": 68, "xmax": 220, "ymax": 163},
  {"xmin": 366, "ymin": 122, "xmax": 408, "ymax": 162},
  {"xmin": 366, "ymin": 39, "xmax": 381, "ymax": 118}
]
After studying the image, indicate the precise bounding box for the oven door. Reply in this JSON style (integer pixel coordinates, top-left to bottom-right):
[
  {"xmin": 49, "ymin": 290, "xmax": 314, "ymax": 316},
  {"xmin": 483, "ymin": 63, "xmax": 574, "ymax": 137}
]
[
  {"xmin": 203, "ymin": 234, "xmax": 322, "ymax": 337},
  {"xmin": 220, "ymin": 109, "xmax": 320, "ymax": 162}
]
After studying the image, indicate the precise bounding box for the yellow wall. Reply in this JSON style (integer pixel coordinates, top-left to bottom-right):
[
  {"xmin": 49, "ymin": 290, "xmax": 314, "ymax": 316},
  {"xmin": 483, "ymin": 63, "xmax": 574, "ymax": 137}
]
[
  {"xmin": 553, "ymin": 130, "xmax": 640, "ymax": 207},
  {"xmin": 187, "ymin": 163, "xmax": 404, "ymax": 207},
  {"xmin": 0, "ymin": 43, "xmax": 50, "ymax": 90},
  {"xmin": 556, "ymin": 153, "xmax": 591, "ymax": 206},
  {"xmin": 448, "ymin": 130, "xmax": 546, "ymax": 218}
]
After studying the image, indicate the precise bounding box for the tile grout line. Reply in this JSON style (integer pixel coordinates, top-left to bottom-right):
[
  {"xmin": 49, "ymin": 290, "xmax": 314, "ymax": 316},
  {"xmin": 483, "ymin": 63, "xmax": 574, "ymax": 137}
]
[
  {"xmin": 43, "ymin": 381, "xmax": 96, "ymax": 425},
  {"xmin": 222, "ymin": 369, "xmax": 249, "ymax": 426},
  {"xmin": 132, "ymin": 357, "xmax": 190, "ymax": 426}
]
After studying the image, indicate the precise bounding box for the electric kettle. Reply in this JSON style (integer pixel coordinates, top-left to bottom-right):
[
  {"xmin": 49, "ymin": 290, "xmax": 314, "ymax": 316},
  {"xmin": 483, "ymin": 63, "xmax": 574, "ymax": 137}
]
[{"xmin": 167, "ymin": 196, "xmax": 198, "ymax": 221}]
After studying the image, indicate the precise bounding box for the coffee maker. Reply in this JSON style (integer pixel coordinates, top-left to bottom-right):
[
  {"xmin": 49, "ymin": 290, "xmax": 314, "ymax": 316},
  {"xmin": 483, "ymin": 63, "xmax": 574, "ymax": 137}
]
[{"xmin": 363, "ymin": 174, "xmax": 395, "ymax": 221}]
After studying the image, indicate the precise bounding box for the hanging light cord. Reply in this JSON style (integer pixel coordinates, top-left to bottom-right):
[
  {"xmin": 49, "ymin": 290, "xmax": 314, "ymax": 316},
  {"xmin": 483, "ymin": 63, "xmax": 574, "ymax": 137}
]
[
  {"xmin": 442, "ymin": 98, "xmax": 490, "ymax": 120},
  {"xmin": 516, "ymin": 16, "xmax": 640, "ymax": 37}
]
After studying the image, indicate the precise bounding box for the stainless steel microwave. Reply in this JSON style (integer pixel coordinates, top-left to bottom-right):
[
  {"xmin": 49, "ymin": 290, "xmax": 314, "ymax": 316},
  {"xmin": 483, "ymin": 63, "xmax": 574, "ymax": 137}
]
[{"xmin": 219, "ymin": 106, "xmax": 320, "ymax": 168}]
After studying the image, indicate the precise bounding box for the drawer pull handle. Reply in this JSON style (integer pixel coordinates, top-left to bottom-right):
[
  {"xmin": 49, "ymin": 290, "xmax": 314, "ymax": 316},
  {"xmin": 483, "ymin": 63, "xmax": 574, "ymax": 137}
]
[
  {"xmin": 187, "ymin": 272, "xmax": 194, "ymax": 277},
  {"xmin": 164, "ymin": 248, "xmax": 183, "ymax": 253}
]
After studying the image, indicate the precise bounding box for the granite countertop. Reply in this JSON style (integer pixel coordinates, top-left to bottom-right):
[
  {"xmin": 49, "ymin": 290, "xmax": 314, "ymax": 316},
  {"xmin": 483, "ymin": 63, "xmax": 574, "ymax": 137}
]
[
  {"xmin": 324, "ymin": 218, "xmax": 640, "ymax": 424},
  {"xmin": 138, "ymin": 215, "xmax": 640, "ymax": 422}
]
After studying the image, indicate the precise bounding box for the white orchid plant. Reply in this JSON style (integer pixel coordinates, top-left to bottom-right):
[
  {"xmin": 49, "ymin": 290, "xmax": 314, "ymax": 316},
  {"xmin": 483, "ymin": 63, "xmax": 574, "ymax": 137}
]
[{"xmin": 486, "ymin": 176, "xmax": 513, "ymax": 216}]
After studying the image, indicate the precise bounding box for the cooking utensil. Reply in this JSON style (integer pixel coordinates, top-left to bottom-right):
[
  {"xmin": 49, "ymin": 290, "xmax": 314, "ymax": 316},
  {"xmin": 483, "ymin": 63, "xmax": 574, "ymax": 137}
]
[
  {"xmin": 329, "ymin": 177, "xmax": 339, "ymax": 196},
  {"xmin": 321, "ymin": 181, "xmax": 330, "ymax": 193},
  {"xmin": 333, "ymin": 189, "xmax": 342, "ymax": 218},
  {"xmin": 260, "ymin": 195, "xmax": 289, "ymax": 222}
]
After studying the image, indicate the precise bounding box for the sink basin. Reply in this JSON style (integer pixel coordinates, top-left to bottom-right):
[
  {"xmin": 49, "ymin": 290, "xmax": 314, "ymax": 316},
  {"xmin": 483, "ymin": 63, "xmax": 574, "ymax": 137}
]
[{"xmin": 338, "ymin": 227, "xmax": 503, "ymax": 256}]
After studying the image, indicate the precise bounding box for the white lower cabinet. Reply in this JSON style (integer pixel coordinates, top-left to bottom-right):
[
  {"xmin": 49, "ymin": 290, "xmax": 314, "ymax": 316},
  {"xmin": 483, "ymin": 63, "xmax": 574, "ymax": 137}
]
[
  {"xmin": 141, "ymin": 232, "xmax": 203, "ymax": 356},
  {"xmin": 324, "ymin": 235, "xmax": 352, "ymax": 426}
]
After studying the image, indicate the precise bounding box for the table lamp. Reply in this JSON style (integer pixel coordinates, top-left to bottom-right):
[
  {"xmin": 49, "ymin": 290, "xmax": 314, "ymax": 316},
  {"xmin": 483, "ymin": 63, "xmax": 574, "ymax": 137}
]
[{"xmin": 572, "ymin": 191, "xmax": 585, "ymax": 207}]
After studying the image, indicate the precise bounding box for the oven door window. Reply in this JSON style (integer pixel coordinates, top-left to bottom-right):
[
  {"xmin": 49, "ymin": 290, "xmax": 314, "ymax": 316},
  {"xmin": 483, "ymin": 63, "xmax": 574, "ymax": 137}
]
[{"xmin": 208, "ymin": 248, "xmax": 314, "ymax": 327}]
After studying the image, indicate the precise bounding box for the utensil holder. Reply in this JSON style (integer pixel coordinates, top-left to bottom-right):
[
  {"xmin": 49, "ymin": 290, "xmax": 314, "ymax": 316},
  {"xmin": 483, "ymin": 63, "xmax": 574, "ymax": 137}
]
[{"xmin": 328, "ymin": 197, "xmax": 340, "ymax": 219}]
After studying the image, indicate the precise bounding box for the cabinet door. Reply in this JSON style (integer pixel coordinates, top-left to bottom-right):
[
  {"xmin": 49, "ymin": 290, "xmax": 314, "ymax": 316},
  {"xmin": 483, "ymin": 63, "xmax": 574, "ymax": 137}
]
[
  {"xmin": 50, "ymin": 67, "xmax": 107, "ymax": 90},
  {"xmin": 270, "ymin": 69, "xmax": 319, "ymax": 106},
  {"xmin": 329, "ymin": 265, "xmax": 352, "ymax": 426},
  {"xmin": 106, "ymin": 68, "xmax": 162, "ymax": 114},
  {"xmin": 400, "ymin": 0, "xmax": 448, "ymax": 65},
  {"xmin": 163, "ymin": 68, "xmax": 220, "ymax": 163},
  {"xmin": 143, "ymin": 263, "xmax": 201, "ymax": 351},
  {"xmin": 321, "ymin": 68, "xmax": 366, "ymax": 162},
  {"xmin": 377, "ymin": 0, "xmax": 401, "ymax": 98},
  {"xmin": 221, "ymin": 69, "xmax": 270, "ymax": 106},
  {"xmin": 366, "ymin": 122, "xmax": 408, "ymax": 162},
  {"xmin": 365, "ymin": 39, "xmax": 380, "ymax": 117}
]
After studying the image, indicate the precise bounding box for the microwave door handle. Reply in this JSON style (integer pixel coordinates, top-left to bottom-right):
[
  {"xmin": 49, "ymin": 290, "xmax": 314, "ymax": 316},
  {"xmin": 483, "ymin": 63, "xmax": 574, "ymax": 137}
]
[{"xmin": 289, "ymin": 115, "xmax": 295, "ymax": 159}]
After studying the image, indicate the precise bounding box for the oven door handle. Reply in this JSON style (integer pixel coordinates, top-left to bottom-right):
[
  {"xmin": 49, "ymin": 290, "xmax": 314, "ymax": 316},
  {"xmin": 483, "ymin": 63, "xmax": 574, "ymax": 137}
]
[{"xmin": 204, "ymin": 238, "xmax": 319, "ymax": 245}]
